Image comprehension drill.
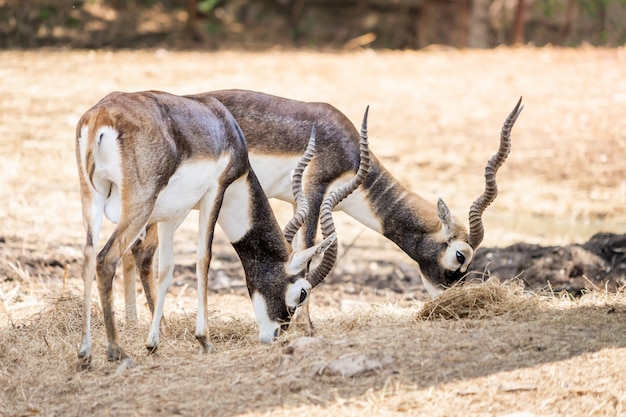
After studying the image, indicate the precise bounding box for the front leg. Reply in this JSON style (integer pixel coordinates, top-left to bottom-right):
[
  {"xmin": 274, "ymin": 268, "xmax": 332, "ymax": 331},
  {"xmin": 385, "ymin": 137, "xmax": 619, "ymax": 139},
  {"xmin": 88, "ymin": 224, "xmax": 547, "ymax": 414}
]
[{"xmin": 194, "ymin": 188, "xmax": 224, "ymax": 354}]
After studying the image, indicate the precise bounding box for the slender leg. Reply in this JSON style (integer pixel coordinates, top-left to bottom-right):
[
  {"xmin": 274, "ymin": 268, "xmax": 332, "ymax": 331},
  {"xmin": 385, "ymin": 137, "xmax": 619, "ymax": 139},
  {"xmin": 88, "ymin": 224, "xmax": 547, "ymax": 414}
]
[
  {"xmin": 122, "ymin": 253, "xmax": 137, "ymax": 322},
  {"xmin": 78, "ymin": 194, "xmax": 106, "ymax": 367},
  {"xmin": 194, "ymin": 187, "xmax": 223, "ymax": 354},
  {"xmin": 132, "ymin": 223, "xmax": 158, "ymax": 316},
  {"xmin": 146, "ymin": 216, "xmax": 186, "ymax": 352},
  {"xmin": 97, "ymin": 212, "xmax": 153, "ymax": 363},
  {"xmin": 139, "ymin": 224, "xmax": 158, "ymax": 316}
]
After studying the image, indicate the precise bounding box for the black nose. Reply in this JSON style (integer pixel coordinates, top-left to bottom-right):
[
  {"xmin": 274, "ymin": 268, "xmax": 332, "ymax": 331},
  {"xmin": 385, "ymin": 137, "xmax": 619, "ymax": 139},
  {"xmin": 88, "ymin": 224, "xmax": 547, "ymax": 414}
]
[{"xmin": 287, "ymin": 306, "xmax": 296, "ymax": 317}]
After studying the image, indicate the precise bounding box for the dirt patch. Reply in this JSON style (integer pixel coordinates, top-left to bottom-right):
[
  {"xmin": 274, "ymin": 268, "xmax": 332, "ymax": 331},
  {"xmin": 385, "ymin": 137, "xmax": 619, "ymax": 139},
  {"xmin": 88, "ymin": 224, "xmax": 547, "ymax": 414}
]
[{"xmin": 474, "ymin": 232, "xmax": 626, "ymax": 295}]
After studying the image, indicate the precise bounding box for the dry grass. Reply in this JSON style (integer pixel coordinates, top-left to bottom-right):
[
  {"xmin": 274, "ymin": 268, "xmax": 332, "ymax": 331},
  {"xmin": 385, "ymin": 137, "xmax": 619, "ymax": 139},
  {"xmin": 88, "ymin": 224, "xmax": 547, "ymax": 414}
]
[
  {"xmin": 2, "ymin": 47, "xmax": 626, "ymax": 416},
  {"xmin": 1, "ymin": 280, "xmax": 626, "ymax": 416},
  {"xmin": 417, "ymin": 276, "xmax": 540, "ymax": 320}
]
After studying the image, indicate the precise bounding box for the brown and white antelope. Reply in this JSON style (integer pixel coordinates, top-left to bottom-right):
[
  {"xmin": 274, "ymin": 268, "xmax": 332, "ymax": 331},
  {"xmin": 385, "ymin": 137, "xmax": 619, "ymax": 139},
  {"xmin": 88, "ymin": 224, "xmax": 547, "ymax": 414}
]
[
  {"xmin": 122, "ymin": 91, "xmax": 521, "ymax": 333},
  {"xmin": 204, "ymin": 90, "xmax": 522, "ymax": 296},
  {"xmin": 75, "ymin": 90, "xmax": 370, "ymax": 364}
]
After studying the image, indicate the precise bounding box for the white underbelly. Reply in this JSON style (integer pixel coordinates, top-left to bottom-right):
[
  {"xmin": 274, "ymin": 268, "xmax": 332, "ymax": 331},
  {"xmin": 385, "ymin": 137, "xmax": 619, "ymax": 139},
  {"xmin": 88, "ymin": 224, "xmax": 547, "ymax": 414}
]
[
  {"xmin": 328, "ymin": 175, "xmax": 383, "ymax": 234},
  {"xmin": 249, "ymin": 154, "xmax": 301, "ymax": 202},
  {"xmin": 150, "ymin": 158, "xmax": 230, "ymax": 223},
  {"xmin": 248, "ymin": 153, "xmax": 382, "ymax": 234}
]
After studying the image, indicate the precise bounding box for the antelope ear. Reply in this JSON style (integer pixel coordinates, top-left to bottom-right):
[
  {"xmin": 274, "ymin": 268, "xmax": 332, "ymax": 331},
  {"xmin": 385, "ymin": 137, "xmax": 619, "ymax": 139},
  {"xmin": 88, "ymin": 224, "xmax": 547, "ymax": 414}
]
[
  {"xmin": 286, "ymin": 232, "xmax": 337, "ymax": 275},
  {"xmin": 437, "ymin": 198, "xmax": 455, "ymax": 232}
]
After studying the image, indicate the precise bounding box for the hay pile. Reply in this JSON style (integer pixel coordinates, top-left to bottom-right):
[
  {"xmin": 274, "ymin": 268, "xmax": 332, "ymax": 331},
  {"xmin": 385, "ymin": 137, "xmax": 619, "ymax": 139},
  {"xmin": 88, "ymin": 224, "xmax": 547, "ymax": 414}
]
[{"xmin": 417, "ymin": 277, "xmax": 540, "ymax": 320}]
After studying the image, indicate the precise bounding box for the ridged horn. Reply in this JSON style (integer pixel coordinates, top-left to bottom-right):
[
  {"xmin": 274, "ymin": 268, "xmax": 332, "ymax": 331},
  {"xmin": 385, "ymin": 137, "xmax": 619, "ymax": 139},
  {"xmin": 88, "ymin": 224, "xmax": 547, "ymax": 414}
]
[
  {"xmin": 308, "ymin": 106, "xmax": 371, "ymax": 288},
  {"xmin": 283, "ymin": 124, "xmax": 316, "ymax": 244},
  {"xmin": 468, "ymin": 97, "xmax": 523, "ymax": 249}
]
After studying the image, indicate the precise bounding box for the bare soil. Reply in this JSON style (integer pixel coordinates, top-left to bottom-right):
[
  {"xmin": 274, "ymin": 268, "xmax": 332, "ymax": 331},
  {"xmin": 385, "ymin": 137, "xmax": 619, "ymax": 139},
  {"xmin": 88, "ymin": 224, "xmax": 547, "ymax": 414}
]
[{"xmin": 1, "ymin": 47, "xmax": 626, "ymax": 416}]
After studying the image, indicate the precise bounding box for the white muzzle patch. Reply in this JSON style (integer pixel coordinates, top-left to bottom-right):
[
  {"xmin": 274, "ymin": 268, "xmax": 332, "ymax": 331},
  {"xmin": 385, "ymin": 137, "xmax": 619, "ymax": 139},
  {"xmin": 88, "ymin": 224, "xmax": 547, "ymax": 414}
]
[{"xmin": 252, "ymin": 292, "xmax": 281, "ymax": 343}]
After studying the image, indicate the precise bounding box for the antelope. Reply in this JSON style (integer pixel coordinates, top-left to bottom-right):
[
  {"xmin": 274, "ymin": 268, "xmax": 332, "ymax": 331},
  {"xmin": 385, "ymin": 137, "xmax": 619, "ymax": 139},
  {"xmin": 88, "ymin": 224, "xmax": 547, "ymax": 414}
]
[
  {"xmin": 124, "ymin": 91, "xmax": 522, "ymax": 322},
  {"xmin": 75, "ymin": 90, "xmax": 370, "ymax": 364},
  {"xmin": 205, "ymin": 90, "xmax": 523, "ymax": 295}
]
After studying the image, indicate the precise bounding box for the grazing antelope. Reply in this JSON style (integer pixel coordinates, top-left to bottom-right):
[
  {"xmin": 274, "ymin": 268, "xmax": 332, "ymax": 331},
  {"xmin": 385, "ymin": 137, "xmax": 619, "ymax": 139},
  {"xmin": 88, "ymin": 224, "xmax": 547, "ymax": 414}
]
[
  {"xmin": 124, "ymin": 92, "xmax": 522, "ymax": 327},
  {"xmin": 205, "ymin": 91, "xmax": 523, "ymax": 295},
  {"xmin": 76, "ymin": 90, "xmax": 370, "ymax": 364}
]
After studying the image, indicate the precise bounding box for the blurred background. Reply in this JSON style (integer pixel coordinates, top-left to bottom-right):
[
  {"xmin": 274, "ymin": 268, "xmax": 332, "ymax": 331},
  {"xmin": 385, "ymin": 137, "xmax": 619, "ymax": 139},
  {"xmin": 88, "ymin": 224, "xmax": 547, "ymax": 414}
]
[{"xmin": 1, "ymin": 0, "xmax": 625, "ymax": 50}]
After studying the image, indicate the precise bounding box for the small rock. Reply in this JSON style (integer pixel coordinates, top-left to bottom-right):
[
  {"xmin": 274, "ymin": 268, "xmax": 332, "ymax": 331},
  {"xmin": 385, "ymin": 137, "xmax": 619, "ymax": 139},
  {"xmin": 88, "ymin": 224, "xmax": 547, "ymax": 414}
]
[
  {"xmin": 283, "ymin": 336, "xmax": 324, "ymax": 357},
  {"xmin": 322, "ymin": 353, "xmax": 393, "ymax": 378}
]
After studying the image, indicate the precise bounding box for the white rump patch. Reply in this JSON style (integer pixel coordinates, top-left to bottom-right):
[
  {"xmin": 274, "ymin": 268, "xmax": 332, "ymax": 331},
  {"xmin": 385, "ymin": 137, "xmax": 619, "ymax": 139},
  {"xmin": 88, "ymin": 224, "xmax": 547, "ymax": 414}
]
[
  {"xmin": 79, "ymin": 124, "xmax": 124, "ymax": 224},
  {"xmin": 252, "ymin": 292, "xmax": 281, "ymax": 343}
]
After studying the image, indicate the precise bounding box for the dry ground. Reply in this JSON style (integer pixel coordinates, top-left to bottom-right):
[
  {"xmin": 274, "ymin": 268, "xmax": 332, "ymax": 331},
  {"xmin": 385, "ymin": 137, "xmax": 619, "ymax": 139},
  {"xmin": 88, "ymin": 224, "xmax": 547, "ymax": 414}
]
[{"xmin": 1, "ymin": 47, "xmax": 626, "ymax": 416}]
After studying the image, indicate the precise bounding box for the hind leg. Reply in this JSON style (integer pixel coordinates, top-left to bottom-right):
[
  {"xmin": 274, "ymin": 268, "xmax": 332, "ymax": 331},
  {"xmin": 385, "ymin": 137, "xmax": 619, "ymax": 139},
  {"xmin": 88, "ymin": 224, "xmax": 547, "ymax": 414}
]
[
  {"xmin": 78, "ymin": 192, "xmax": 106, "ymax": 367},
  {"xmin": 97, "ymin": 211, "xmax": 153, "ymax": 362},
  {"xmin": 122, "ymin": 253, "xmax": 137, "ymax": 322},
  {"xmin": 146, "ymin": 215, "xmax": 187, "ymax": 353}
]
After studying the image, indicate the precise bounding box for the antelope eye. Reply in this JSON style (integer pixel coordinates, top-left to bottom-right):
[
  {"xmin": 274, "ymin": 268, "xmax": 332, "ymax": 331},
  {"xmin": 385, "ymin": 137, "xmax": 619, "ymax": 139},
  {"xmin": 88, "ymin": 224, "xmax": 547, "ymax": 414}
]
[
  {"xmin": 299, "ymin": 288, "xmax": 308, "ymax": 304},
  {"xmin": 456, "ymin": 250, "xmax": 465, "ymax": 265}
]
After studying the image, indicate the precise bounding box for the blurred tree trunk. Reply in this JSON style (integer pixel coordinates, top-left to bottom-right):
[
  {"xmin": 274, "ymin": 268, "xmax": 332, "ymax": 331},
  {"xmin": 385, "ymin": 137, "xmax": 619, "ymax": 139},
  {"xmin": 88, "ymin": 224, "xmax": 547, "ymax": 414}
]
[
  {"xmin": 187, "ymin": 0, "xmax": 205, "ymax": 41},
  {"xmin": 468, "ymin": 0, "xmax": 490, "ymax": 47},
  {"xmin": 512, "ymin": 0, "xmax": 525, "ymax": 45},
  {"xmin": 561, "ymin": 0, "xmax": 579, "ymax": 44}
]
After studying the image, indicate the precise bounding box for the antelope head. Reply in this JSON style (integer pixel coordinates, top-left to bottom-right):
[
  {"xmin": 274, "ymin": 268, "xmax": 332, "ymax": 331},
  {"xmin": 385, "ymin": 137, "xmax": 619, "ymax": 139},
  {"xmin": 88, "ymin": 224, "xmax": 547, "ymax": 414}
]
[{"xmin": 417, "ymin": 98, "xmax": 523, "ymax": 296}]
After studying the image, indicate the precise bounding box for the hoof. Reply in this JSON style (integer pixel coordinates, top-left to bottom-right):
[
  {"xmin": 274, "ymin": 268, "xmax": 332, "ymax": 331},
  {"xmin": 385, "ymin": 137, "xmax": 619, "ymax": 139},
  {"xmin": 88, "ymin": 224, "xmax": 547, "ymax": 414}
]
[
  {"xmin": 146, "ymin": 344, "xmax": 158, "ymax": 355},
  {"xmin": 196, "ymin": 335, "xmax": 216, "ymax": 354},
  {"xmin": 77, "ymin": 353, "xmax": 92, "ymax": 371},
  {"xmin": 106, "ymin": 345, "xmax": 128, "ymax": 362}
]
